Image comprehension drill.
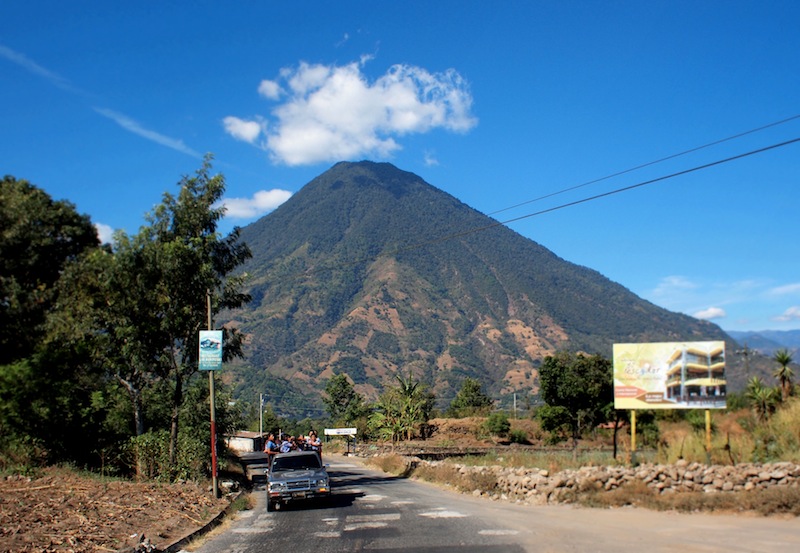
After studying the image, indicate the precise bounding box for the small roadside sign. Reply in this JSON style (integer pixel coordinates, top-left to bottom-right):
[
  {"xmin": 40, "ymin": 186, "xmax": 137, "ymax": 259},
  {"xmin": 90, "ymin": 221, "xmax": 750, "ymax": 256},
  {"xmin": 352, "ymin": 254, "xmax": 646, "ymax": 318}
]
[
  {"xmin": 199, "ymin": 330, "xmax": 223, "ymax": 371},
  {"xmin": 324, "ymin": 428, "xmax": 357, "ymax": 436}
]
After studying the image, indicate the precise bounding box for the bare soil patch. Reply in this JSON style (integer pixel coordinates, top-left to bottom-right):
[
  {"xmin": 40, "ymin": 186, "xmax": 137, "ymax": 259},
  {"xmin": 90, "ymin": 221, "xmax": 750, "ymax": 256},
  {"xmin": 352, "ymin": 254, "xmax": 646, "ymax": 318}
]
[{"xmin": 0, "ymin": 467, "xmax": 230, "ymax": 553}]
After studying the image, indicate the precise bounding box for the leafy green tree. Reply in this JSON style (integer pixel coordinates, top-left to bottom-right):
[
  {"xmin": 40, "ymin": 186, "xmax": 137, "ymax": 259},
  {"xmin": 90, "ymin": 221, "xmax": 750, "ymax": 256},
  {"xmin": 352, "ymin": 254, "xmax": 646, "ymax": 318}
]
[
  {"xmin": 136, "ymin": 156, "xmax": 251, "ymax": 470},
  {"xmin": 446, "ymin": 377, "xmax": 493, "ymax": 417},
  {"xmin": 370, "ymin": 372, "xmax": 435, "ymax": 442},
  {"xmin": 368, "ymin": 391, "xmax": 406, "ymax": 446},
  {"xmin": 537, "ymin": 351, "xmax": 612, "ymax": 449},
  {"xmin": 773, "ymin": 349, "xmax": 795, "ymax": 402},
  {"xmin": 0, "ymin": 176, "xmax": 99, "ymax": 364},
  {"xmin": 47, "ymin": 245, "xmax": 165, "ymax": 438},
  {"xmin": 323, "ymin": 373, "xmax": 367, "ymax": 425},
  {"xmin": 0, "ymin": 177, "xmax": 103, "ymax": 467},
  {"xmin": 394, "ymin": 372, "xmax": 435, "ymax": 436}
]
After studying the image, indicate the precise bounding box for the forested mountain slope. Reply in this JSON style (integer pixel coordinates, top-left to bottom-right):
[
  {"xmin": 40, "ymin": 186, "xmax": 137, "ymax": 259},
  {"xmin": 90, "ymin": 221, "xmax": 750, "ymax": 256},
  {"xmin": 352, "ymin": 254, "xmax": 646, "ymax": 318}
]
[{"xmin": 227, "ymin": 161, "xmax": 734, "ymax": 414}]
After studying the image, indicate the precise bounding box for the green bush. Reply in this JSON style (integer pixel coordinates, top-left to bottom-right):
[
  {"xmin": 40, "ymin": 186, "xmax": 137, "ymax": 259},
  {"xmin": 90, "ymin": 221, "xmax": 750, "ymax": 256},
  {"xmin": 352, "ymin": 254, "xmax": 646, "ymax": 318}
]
[
  {"xmin": 126, "ymin": 429, "xmax": 209, "ymax": 481},
  {"xmin": 483, "ymin": 412, "xmax": 511, "ymax": 437},
  {"xmin": 508, "ymin": 428, "xmax": 529, "ymax": 444}
]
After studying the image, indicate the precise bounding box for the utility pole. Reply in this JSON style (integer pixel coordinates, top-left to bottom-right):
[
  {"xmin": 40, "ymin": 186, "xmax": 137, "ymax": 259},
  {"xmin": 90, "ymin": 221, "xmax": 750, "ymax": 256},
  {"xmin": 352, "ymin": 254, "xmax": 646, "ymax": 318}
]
[
  {"xmin": 735, "ymin": 343, "xmax": 755, "ymax": 375},
  {"xmin": 259, "ymin": 393, "xmax": 263, "ymax": 437},
  {"xmin": 207, "ymin": 289, "xmax": 218, "ymax": 498}
]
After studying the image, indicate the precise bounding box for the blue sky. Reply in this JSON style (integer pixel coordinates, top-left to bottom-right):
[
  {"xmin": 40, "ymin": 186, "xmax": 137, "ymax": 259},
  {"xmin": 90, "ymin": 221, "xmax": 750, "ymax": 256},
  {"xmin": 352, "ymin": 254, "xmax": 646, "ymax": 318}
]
[{"xmin": 2, "ymin": 2, "xmax": 799, "ymax": 333}]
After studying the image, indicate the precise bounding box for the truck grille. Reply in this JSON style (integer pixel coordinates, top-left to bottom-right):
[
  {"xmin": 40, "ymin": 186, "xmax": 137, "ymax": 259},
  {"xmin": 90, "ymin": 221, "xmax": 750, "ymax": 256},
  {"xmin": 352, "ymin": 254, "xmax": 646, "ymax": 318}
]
[{"xmin": 286, "ymin": 480, "xmax": 310, "ymax": 490}]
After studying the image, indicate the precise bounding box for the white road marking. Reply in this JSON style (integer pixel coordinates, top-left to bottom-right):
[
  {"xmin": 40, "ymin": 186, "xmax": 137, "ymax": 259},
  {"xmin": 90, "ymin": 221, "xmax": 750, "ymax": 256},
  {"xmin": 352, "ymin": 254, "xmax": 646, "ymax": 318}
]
[
  {"xmin": 391, "ymin": 500, "xmax": 413, "ymax": 505},
  {"xmin": 419, "ymin": 510, "xmax": 467, "ymax": 518},
  {"xmin": 344, "ymin": 521, "xmax": 389, "ymax": 531},
  {"xmin": 355, "ymin": 494, "xmax": 386, "ymax": 502},
  {"xmin": 479, "ymin": 529, "xmax": 520, "ymax": 536},
  {"xmin": 347, "ymin": 513, "xmax": 401, "ymax": 522}
]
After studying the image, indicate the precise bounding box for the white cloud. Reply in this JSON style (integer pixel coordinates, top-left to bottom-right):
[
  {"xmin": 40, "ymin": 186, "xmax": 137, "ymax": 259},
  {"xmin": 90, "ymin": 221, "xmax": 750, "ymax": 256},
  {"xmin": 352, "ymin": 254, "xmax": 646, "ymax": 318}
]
[
  {"xmin": 424, "ymin": 151, "xmax": 440, "ymax": 166},
  {"xmin": 220, "ymin": 189, "xmax": 293, "ymax": 219},
  {"xmin": 775, "ymin": 306, "xmax": 800, "ymax": 322},
  {"xmin": 224, "ymin": 58, "xmax": 477, "ymax": 166},
  {"xmin": 223, "ymin": 116, "xmax": 264, "ymax": 143},
  {"xmin": 2, "ymin": 44, "xmax": 204, "ymax": 159},
  {"xmin": 769, "ymin": 283, "xmax": 800, "ymax": 296},
  {"xmin": 94, "ymin": 107, "xmax": 200, "ymax": 157},
  {"xmin": 0, "ymin": 43, "xmax": 84, "ymax": 95},
  {"xmin": 651, "ymin": 275, "xmax": 698, "ymax": 299},
  {"xmin": 258, "ymin": 80, "xmax": 282, "ymax": 100},
  {"xmin": 693, "ymin": 306, "xmax": 726, "ymax": 320},
  {"xmin": 95, "ymin": 223, "xmax": 114, "ymax": 244}
]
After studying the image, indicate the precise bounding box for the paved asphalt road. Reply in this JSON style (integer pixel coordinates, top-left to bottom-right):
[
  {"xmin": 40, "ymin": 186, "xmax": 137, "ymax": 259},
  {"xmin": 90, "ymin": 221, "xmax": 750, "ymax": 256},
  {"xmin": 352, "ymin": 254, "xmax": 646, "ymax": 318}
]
[{"xmin": 188, "ymin": 454, "xmax": 800, "ymax": 553}]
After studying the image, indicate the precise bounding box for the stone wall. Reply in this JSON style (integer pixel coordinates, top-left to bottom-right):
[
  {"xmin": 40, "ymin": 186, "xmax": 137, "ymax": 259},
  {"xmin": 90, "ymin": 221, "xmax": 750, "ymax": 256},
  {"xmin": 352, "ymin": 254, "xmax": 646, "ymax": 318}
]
[{"xmin": 411, "ymin": 458, "xmax": 800, "ymax": 505}]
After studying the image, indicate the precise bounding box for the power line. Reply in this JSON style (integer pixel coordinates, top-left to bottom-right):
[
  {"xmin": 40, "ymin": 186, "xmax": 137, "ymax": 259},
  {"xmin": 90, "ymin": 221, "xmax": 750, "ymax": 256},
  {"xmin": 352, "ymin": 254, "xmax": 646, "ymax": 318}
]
[
  {"xmin": 298, "ymin": 135, "xmax": 800, "ymax": 277},
  {"xmin": 495, "ymin": 136, "xmax": 800, "ymax": 227},
  {"xmin": 487, "ymin": 113, "xmax": 800, "ymax": 217}
]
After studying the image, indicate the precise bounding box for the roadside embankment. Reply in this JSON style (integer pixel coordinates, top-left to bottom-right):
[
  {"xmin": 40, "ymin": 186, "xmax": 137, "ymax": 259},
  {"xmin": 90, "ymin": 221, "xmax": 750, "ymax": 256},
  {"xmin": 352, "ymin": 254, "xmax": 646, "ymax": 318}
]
[{"xmin": 368, "ymin": 454, "xmax": 800, "ymax": 514}]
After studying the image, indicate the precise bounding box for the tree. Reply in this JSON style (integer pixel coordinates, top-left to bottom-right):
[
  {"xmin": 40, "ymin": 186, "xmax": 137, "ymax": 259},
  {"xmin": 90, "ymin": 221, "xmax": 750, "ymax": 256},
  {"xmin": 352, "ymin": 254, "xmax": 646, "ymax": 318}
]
[
  {"xmin": 0, "ymin": 176, "xmax": 99, "ymax": 364},
  {"xmin": 48, "ymin": 244, "xmax": 167, "ymax": 438},
  {"xmin": 537, "ymin": 351, "xmax": 612, "ymax": 450},
  {"xmin": 446, "ymin": 377, "xmax": 493, "ymax": 417},
  {"xmin": 323, "ymin": 373, "xmax": 367, "ymax": 425},
  {"xmin": 0, "ymin": 177, "xmax": 103, "ymax": 466},
  {"xmin": 772, "ymin": 349, "xmax": 795, "ymax": 402},
  {"xmin": 137, "ymin": 156, "xmax": 251, "ymax": 471},
  {"xmin": 370, "ymin": 372, "xmax": 435, "ymax": 442}
]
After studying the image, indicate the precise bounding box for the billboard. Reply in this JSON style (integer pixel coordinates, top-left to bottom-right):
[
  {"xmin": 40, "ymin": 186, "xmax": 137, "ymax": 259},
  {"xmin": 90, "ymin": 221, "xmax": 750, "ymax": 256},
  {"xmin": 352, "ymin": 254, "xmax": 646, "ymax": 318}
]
[
  {"xmin": 613, "ymin": 341, "xmax": 726, "ymax": 409},
  {"xmin": 199, "ymin": 330, "xmax": 223, "ymax": 371}
]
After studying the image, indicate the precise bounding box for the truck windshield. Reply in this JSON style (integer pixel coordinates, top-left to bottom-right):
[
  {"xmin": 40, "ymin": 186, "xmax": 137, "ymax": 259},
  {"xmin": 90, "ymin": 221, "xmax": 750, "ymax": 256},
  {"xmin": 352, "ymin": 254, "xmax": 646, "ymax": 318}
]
[{"xmin": 272, "ymin": 455, "xmax": 321, "ymax": 472}]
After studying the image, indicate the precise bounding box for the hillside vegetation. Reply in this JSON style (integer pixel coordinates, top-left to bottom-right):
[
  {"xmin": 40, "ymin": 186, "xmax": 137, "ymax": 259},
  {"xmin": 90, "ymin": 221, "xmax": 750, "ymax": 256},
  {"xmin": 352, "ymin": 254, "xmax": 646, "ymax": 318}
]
[{"xmin": 229, "ymin": 161, "xmax": 735, "ymax": 416}]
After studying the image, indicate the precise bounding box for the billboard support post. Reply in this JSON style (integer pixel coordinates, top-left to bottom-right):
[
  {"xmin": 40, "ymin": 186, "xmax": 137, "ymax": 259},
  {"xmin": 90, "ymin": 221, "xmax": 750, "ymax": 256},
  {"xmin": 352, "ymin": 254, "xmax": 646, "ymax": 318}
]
[
  {"xmin": 705, "ymin": 409, "xmax": 712, "ymax": 464},
  {"xmin": 630, "ymin": 410, "xmax": 637, "ymax": 464}
]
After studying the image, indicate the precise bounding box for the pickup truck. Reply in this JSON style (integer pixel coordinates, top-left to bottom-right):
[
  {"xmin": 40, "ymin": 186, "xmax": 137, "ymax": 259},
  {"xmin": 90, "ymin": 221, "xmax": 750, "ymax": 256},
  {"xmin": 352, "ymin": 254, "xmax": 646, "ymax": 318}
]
[{"xmin": 266, "ymin": 450, "xmax": 330, "ymax": 511}]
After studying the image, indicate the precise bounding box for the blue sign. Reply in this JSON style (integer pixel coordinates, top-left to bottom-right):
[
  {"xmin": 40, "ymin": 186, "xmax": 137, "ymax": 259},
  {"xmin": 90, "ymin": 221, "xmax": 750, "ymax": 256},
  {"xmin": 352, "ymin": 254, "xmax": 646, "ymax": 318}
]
[{"xmin": 199, "ymin": 330, "xmax": 223, "ymax": 371}]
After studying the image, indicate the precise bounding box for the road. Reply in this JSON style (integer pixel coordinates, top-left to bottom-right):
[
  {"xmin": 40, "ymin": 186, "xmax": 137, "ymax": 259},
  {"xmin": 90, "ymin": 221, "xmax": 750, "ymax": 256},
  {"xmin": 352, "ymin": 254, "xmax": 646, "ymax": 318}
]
[{"xmin": 189, "ymin": 454, "xmax": 800, "ymax": 553}]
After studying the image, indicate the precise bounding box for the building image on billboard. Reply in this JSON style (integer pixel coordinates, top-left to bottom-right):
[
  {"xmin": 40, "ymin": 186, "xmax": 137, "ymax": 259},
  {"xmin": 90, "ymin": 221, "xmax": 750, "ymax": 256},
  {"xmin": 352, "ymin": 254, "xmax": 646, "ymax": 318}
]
[{"xmin": 613, "ymin": 341, "xmax": 726, "ymax": 410}]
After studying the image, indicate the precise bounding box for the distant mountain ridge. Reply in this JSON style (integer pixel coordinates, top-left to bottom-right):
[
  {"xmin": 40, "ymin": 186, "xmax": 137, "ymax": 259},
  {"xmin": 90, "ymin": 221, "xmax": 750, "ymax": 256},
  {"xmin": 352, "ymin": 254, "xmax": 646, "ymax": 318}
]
[
  {"xmin": 727, "ymin": 330, "xmax": 800, "ymax": 356},
  {"xmin": 227, "ymin": 161, "xmax": 738, "ymax": 415}
]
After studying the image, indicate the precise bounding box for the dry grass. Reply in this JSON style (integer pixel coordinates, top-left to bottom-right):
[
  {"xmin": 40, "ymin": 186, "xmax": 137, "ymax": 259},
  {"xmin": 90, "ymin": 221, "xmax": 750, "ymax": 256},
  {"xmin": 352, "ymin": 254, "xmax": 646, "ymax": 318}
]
[
  {"xmin": 365, "ymin": 454, "xmax": 497, "ymax": 493},
  {"xmin": 412, "ymin": 463, "xmax": 498, "ymax": 494},
  {"xmin": 367, "ymin": 453, "xmax": 413, "ymax": 476},
  {"xmin": 578, "ymin": 480, "xmax": 800, "ymax": 516},
  {"xmin": 453, "ymin": 448, "xmax": 633, "ymax": 473}
]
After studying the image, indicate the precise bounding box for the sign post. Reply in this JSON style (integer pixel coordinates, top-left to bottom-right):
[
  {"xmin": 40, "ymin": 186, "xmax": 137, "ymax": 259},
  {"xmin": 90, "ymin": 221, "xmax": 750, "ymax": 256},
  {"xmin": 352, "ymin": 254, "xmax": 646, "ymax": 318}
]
[
  {"xmin": 199, "ymin": 293, "xmax": 223, "ymax": 498},
  {"xmin": 324, "ymin": 428, "xmax": 358, "ymax": 455}
]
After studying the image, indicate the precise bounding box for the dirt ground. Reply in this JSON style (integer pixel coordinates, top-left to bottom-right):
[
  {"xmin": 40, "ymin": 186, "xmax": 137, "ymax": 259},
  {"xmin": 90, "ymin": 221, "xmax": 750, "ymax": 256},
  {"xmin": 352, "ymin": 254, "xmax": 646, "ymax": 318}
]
[{"xmin": 0, "ymin": 467, "xmax": 231, "ymax": 553}]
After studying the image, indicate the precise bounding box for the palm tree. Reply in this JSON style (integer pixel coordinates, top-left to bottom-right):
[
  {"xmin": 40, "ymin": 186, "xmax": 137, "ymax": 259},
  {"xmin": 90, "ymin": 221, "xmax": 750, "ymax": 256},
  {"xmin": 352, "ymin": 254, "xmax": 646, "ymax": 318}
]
[
  {"xmin": 772, "ymin": 349, "xmax": 795, "ymax": 402},
  {"xmin": 746, "ymin": 376, "xmax": 779, "ymax": 422}
]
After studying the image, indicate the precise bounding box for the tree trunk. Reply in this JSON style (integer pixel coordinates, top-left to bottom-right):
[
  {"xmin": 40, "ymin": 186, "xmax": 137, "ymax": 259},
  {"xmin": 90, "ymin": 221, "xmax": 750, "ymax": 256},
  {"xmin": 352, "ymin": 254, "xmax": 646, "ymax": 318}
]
[
  {"xmin": 169, "ymin": 373, "xmax": 183, "ymax": 477},
  {"xmin": 116, "ymin": 375, "xmax": 145, "ymax": 436}
]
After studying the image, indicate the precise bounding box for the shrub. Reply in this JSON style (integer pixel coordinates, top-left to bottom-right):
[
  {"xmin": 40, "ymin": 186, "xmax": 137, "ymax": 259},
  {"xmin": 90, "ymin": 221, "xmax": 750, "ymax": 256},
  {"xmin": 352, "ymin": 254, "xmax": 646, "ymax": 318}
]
[
  {"xmin": 126, "ymin": 429, "xmax": 209, "ymax": 481},
  {"xmin": 508, "ymin": 428, "xmax": 529, "ymax": 444},
  {"xmin": 483, "ymin": 412, "xmax": 511, "ymax": 437}
]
